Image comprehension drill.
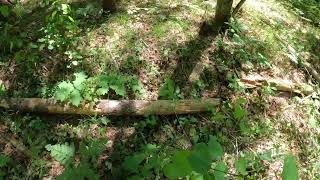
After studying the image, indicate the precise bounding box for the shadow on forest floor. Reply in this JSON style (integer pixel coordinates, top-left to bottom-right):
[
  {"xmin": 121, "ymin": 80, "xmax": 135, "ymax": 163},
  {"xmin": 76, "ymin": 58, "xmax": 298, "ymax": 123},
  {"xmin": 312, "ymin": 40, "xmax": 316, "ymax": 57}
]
[{"xmin": 1, "ymin": 0, "xmax": 319, "ymax": 179}]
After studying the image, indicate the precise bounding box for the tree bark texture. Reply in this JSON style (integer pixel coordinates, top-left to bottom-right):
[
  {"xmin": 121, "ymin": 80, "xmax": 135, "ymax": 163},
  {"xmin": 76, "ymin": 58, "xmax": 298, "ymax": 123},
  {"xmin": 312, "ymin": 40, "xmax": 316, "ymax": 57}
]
[
  {"xmin": 0, "ymin": 98, "xmax": 220, "ymax": 116},
  {"xmin": 241, "ymin": 77, "xmax": 314, "ymax": 95},
  {"xmin": 215, "ymin": 0, "xmax": 234, "ymax": 26},
  {"xmin": 102, "ymin": 0, "xmax": 117, "ymax": 12}
]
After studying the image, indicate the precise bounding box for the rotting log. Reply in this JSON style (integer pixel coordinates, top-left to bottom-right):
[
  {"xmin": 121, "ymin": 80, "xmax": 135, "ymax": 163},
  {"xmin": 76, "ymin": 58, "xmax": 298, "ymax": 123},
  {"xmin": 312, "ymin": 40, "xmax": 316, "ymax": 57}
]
[
  {"xmin": 0, "ymin": 98, "xmax": 220, "ymax": 115},
  {"xmin": 241, "ymin": 77, "xmax": 314, "ymax": 95}
]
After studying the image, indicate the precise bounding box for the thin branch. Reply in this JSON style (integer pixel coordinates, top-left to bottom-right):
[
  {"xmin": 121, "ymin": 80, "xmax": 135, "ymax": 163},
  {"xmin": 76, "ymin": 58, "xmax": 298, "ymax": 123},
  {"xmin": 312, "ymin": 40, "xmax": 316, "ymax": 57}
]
[{"xmin": 232, "ymin": 0, "xmax": 247, "ymax": 16}]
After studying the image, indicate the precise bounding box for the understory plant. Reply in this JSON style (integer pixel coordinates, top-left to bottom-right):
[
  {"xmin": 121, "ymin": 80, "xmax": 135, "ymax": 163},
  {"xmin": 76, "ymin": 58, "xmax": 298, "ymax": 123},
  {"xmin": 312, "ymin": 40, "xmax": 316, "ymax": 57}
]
[{"xmin": 54, "ymin": 72, "xmax": 144, "ymax": 106}]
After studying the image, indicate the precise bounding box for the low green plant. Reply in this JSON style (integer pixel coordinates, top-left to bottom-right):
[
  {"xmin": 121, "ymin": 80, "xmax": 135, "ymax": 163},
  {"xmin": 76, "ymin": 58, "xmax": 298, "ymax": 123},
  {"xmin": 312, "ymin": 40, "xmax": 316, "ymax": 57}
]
[
  {"xmin": 122, "ymin": 144, "xmax": 165, "ymax": 179},
  {"xmin": 215, "ymin": 19, "xmax": 272, "ymax": 70},
  {"xmin": 43, "ymin": 139, "xmax": 108, "ymax": 179},
  {"xmin": 0, "ymin": 154, "xmax": 10, "ymax": 179},
  {"xmin": 164, "ymin": 136, "xmax": 224, "ymax": 179},
  {"xmin": 0, "ymin": 81, "xmax": 5, "ymax": 97},
  {"xmin": 159, "ymin": 78, "xmax": 182, "ymax": 99},
  {"xmin": 284, "ymin": 0, "xmax": 320, "ymax": 24},
  {"xmin": 45, "ymin": 143, "xmax": 75, "ymax": 165},
  {"xmin": 0, "ymin": 22, "xmax": 25, "ymax": 54},
  {"xmin": 38, "ymin": 0, "xmax": 78, "ymax": 51},
  {"xmin": 54, "ymin": 72, "xmax": 144, "ymax": 106},
  {"xmin": 282, "ymin": 154, "xmax": 299, "ymax": 180}
]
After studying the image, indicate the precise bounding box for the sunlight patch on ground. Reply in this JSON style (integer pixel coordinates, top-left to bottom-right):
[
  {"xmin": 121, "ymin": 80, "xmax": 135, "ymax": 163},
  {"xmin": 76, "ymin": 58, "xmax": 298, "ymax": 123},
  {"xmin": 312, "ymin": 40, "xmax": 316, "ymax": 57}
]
[{"xmin": 245, "ymin": 0, "xmax": 295, "ymax": 25}]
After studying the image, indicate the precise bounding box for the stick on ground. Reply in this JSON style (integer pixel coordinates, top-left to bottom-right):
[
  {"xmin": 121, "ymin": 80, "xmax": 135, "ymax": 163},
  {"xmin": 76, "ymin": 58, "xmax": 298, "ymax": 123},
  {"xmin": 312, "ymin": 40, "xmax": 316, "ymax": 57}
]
[
  {"xmin": 0, "ymin": 98, "xmax": 220, "ymax": 116},
  {"xmin": 241, "ymin": 76, "xmax": 314, "ymax": 95}
]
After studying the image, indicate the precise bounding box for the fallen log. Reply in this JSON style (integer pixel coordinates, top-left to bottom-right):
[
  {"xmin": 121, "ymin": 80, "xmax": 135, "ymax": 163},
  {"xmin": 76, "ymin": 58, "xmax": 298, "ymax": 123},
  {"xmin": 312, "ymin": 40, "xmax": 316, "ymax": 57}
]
[
  {"xmin": 0, "ymin": 98, "xmax": 220, "ymax": 116},
  {"xmin": 241, "ymin": 76, "xmax": 314, "ymax": 95}
]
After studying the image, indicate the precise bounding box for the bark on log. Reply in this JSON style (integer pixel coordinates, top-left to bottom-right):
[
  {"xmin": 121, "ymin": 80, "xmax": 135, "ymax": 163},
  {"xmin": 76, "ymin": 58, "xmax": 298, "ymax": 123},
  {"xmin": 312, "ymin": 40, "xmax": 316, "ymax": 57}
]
[
  {"xmin": 0, "ymin": 98, "xmax": 220, "ymax": 115},
  {"xmin": 241, "ymin": 77, "xmax": 314, "ymax": 95}
]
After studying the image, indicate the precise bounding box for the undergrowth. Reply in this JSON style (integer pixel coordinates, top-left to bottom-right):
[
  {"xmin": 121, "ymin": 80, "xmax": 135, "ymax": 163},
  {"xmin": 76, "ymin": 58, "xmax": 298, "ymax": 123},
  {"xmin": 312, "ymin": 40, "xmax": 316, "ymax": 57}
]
[{"xmin": 0, "ymin": 0, "xmax": 319, "ymax": 179}]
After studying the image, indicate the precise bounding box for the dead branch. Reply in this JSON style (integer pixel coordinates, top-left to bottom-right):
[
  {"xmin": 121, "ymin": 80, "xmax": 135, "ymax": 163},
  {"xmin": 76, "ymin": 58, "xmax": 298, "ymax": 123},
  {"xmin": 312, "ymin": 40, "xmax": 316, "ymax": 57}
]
[
  {"xmin": 232, "ymin": 0, "xmax": 247, "ymax": 16},
  {"xmin": 241, "ymin": 76, "xmax": 314, "ymax": 95},
  {"xmin": 0, "ymin": 98, "xmax": 220, "ymax": 116}
]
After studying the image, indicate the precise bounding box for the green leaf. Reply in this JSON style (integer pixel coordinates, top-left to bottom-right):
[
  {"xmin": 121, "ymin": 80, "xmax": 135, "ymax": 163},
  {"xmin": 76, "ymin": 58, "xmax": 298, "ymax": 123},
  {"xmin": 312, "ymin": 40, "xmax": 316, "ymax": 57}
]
[
  {"xmin": 55, "ymin": 81, "xmax": 74, "ymax": 102},
  {"xmin": 79, "ymin": 139, "xmax": 107, "ymax": 160},
  {"xmin": 188, "ymin": 143, "xmax": 211, "ymax": 174},
  {"xmin": 214, "ymin": 162, "xmax": 227, "ymax": 180},
  {"xmin": 130, "ymin": 79, "xmax": 144, "ymax": 96},
  {"xmin": 0, "ymin": 155, "xmax": 10, "ymax": 168},
  {"xmin": 282, "ymin": 154, "xmax": 299, "ymax": 180},
  {"xmin": 73, "ymin": 72, "xmax": 87, "ymax": 90},
  {"xmin": 234, "ymin": 105, "xmax": 247, "ymax": 120},
  {"xmin": 97, "ymin": 87, "xmax": 110, "ymax": 96},
  {"xmin": 237, "ymin": 98, "xmax": 246, "ymax": 105},
  {"xmin": 164, "ymin": 151, "xmax": 193, "ymax": 179},
  {"xmin": 159, "ymin": 78, "xmax": 176, "ymax": 99},
  {"xmin": 203, "ymin": 173, "xmax": 215, "ymax": 180},
  {"xmin": 123, "ymin": 153, "xmax": 145, "ymax": 173},
  {"xmin": 143, "ymin": 144, "xmax": 159, "ymax": 155},
  {"xmin": 191, "ymin": 173, "xmax": 205, "ymax": 180},
  {"xmin": 211, "ymin": 113, "xmax": 226, "ymax": 122},
  {"xmin": 208, "ymin": 136, "xmax": 223, "ymax": 160},
  {"xmin": 69, "ymin": 89, "xmax": 83, "ymax": 106},
  {"xmin": 45, "ymin": 143, "xmax": 75, "ymax": 165},
  {"xmin": 0, "ymin": 6, "xmax": 9, "ymax": 17},
  {"xmin": 68, "ymin": 16, "xmax": 75, "ymax": 22},
  {"xmin": 48, "ymin": 44, "xmax": 54, "ymax": 50},
  {"xmin": 57, "ymin": 162, "xmax": 99, "ymax": 180},
  {"xmin": 239, "ymin": 121, "xmax": 249, "ymax": 135},
  {"xmin": 110, "ymin": 84, "xmax": 126, "ymax": 97},
  {"xmin": 235, "ymin": 157, "xmax": 247, "ymax": 176},
  {"xmin": 60, "ymin": 4, "xmax": 69, "ymax": 15}
]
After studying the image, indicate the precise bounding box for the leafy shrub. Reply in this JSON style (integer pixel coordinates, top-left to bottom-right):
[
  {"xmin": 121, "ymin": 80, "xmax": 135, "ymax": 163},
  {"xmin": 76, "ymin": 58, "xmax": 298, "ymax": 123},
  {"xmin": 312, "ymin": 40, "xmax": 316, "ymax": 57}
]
[
  {"xmin": 0, "ymin": 154, "xmax": 10, "ymax": 179},
  {"xmin": 46, "ymin": 139, "xmax": 107, "ymax": 180},
  {"xmin": 0, "ymin": 7, "xmax": 25, "ymax": 54},
  {"xmin": 45, "ymin": 143, "xmax": 75, "ymax": 165},
  {"xmin": 215, "ymin": 19, "xmax": 272, "ymax": 70},
  {"xmin": 284, "ymin": 0, "xmax": 320, "ymax": 24},
  {"xmin": 164, "ymin": 136, "xmax": 224, "ymax": 179},
  {"xmin": 119, "ymin": 136, "xmax": 224, "ymax": 179},
  {"xmin": 54, "ymin": 72, "xmax": 144, "ymax": 106},
  {"xmin": 38, "ymin": 0, "xmax": 78, "ymax": 51}
]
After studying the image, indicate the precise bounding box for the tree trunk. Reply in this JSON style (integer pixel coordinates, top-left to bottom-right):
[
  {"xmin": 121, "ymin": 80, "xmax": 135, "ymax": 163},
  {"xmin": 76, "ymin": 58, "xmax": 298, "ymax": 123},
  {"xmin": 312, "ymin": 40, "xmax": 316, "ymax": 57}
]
[
  {"xmin": 215, "ymin": 0, "xmax": 234, "ymax": 27},
  {"xmin": 0, "ymin": 98, "xmax": 220, "ymax": 116},
  {"xmin": 102, "ymin": 0, "xmax": 117, "ymax": 12}
]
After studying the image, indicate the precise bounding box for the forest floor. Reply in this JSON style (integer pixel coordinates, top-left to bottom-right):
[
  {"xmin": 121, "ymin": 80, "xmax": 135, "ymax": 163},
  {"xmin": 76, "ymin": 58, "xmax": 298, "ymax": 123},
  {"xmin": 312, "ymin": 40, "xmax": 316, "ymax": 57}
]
[{"xmin": 0, "ymin": 0, "xmax": 320, "ymax": 179}]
